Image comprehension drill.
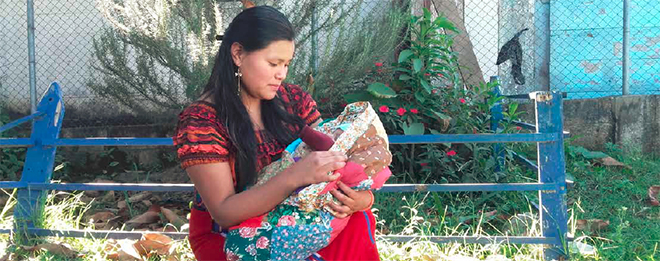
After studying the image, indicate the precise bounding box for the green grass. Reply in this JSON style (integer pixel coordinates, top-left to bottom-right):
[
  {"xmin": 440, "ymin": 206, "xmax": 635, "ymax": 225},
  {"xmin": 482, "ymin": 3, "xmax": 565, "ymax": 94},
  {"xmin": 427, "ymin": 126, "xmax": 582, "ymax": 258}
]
[
  {"xmin": 0, "ymin": 190, "xmax": 194, "ymax": 260},
  {"xmin": 565, "ymin": 143, "xmax": 660, "ymax": 260},
  {"xmin": 373, "ymin": 143, "xmax": 660, "ymax": 260}
]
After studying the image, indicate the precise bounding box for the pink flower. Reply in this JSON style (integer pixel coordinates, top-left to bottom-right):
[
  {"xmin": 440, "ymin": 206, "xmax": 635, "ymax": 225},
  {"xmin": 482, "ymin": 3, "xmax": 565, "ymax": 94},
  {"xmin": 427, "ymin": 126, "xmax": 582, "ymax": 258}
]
[
  {"xmin": 341, "ymin": 103, "xmax": 348, "ymax": 108},
  {"xmin": 397, "ymin": 108, "xmax": 407, "ymax": 116},
  {"xmin": 437, "ymin": 73, "xmax": 444, "ymax": 77},
  {"xmin": 516, "ymin": 126, "xmax": 522, "ymax": 131},
  {"xmin": 446, "ymin": 150, "xmax": 457, "ymax": 156},
  {"xmin": 379, "ymin": 106, "xmax": 390, "ymax": 113},
  {"xmin": 459, "ymin": 98, "xmax": 466, "ymax": 104},
  {"xmin": 375, "ymin": 62, "xmax": 383, "ymax": 67},
  {"xmin": 410, "ymin": 108, "xmax": 419, "ymax": 114},
  {"xmin": 424, "ymin": 73, "xmax": 431, "ymax": 76},
  {"xmin": 256, "ymin": 236, "xmax": 270, "ymax": 249},
  {"xmin": 432, "ymin": 89, "xmax": 438, "ymax": 95},
  {"xmin": 277, "ymin": 215, "xmax": 296, "ymax": 226},
  {"xmin": 420, "ymin": 163, "xmax": 428, "ymax": 167},
  {"xmin": 239, "ymin": 227, "xmax": 257, "ymax": 238}
]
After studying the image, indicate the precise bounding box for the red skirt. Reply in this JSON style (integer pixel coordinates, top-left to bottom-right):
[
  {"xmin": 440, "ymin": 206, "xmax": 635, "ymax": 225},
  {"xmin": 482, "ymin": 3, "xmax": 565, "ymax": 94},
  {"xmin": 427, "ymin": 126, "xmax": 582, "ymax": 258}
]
[{"xmin": 188, "ymin": 208, "xmax": 380, "ymax": 261}]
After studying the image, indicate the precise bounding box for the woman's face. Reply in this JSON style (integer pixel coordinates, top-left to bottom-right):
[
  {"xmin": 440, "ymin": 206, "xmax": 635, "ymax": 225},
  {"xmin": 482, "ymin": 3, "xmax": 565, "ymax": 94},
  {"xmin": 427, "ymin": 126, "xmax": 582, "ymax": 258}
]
[{"xmin": 232, "ymin": 40, "xmax": 295, "ymax": 102}]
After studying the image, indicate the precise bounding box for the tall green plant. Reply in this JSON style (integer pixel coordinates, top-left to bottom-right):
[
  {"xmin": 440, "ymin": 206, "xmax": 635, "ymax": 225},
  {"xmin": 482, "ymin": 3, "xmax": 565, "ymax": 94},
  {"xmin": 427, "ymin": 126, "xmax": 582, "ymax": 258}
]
[
  {"xmin": 289, "ymin": 1, "xmax": 409, "ymax": 116},
  {"xmin": 88, "ymin": 0, "xmax": 369, "ymax": 117},
  {"xmin": 0, "ymin": 105, "xmax": 25, "ymax": 181},
  {"xmin": 345, "ymin": 8, "xmax": 524, "ymax": 184}
]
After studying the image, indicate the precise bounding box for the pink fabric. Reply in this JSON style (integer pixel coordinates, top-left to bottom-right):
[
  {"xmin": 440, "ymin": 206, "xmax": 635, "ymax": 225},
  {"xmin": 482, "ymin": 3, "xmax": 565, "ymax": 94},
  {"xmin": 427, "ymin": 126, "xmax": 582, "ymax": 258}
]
[
  {"xmin": 320, "ymin": 162, "xmax": 367, "ymax": 195},
  {"xmin": 370, "ymin": 167, "xmax": 392, "ymax": 189}
]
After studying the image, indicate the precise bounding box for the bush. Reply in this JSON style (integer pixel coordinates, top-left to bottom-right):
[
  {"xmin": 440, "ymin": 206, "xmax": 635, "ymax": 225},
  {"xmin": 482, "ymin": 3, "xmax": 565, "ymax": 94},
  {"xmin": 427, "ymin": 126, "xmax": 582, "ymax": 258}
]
[{"xmin": 345, "ymin": 9, "xmax": 525, "ymax": 184}]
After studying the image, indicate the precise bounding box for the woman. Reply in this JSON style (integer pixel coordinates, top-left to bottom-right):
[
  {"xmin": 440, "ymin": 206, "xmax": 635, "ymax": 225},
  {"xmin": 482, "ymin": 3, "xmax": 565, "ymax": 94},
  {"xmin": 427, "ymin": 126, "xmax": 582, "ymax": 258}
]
[{"xmin": 173, "ymin": 6, "xmax": 380, "ymax": 261}]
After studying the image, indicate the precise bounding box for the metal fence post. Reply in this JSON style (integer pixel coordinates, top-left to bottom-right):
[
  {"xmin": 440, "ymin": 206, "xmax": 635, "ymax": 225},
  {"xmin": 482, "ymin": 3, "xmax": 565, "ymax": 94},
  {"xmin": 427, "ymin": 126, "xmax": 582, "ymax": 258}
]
[
  {"xmin": 490, "ymin": 76, "xmax": 505, "ymax": 176},
  {"xmin": 534, "ymin": 91, "xmax": 568, "ymax": 260},
  {"xmin": 622, "ymin": 0, "xmax": 630, "ymax": 95},
  {"xmin": 27, "ymin": 0, "xmax": 38, "ymax": 113},
  {"xmin": 14, "ymin": 82, "xmax": 64, "ymax": 240}
]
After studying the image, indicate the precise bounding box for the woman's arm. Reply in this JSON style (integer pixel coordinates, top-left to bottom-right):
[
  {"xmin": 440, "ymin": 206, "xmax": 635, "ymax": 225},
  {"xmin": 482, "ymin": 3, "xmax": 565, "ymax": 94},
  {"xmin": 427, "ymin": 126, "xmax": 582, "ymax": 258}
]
[{"xmin": 187, "ymin": 151, "xmax": 346, "ymax": 228}]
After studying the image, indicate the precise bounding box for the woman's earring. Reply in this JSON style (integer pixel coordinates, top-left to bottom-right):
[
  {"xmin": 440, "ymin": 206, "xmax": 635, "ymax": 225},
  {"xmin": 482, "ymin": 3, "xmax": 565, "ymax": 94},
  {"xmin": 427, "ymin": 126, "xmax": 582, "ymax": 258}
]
[{"xmin": 235, "ymin": 68, "xmax": 243, "ymax": 96}]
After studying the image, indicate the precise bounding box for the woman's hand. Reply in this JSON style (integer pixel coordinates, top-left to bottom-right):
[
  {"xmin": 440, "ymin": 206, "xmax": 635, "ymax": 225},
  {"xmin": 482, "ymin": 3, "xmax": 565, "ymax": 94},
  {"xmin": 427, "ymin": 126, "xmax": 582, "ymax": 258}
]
[
  {"xmin": 328, "ymin": 181, "xmax": 373, "ymax": 219},
  {"xmin": 283, "ymin": 151, "xmax": 347, "ymax": 188}
]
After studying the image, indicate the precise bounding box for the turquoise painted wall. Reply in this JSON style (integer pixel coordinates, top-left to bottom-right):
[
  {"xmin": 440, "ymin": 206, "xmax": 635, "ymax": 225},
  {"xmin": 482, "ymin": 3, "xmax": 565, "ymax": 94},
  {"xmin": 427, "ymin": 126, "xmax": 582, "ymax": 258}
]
[{"xmin": 551, "ymin": 0, "xmax": 660, "ymax": 99}]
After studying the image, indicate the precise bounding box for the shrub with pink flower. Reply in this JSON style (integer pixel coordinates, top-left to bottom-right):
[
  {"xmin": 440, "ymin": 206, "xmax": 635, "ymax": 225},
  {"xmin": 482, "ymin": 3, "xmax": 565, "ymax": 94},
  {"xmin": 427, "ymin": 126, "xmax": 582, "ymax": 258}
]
[{"xmin": 340, "ymin": 9, "xmax": 525, "ymax": 186}]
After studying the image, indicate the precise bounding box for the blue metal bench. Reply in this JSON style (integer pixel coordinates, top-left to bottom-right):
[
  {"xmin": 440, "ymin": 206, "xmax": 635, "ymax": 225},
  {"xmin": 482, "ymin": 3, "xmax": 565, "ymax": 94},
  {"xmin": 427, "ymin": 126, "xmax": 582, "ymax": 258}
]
[{"xmin": 0, "ymin": 82, "xmax": 569, "ymax": 260}]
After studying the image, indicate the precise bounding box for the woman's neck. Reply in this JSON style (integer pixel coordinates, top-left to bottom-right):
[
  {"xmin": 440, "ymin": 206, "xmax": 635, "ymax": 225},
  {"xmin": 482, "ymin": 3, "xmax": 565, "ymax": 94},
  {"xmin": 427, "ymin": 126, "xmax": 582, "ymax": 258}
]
[
  {"xmin": 241, "ymin": 93, "xmax": 261, "ymax": 112},
  {"xmin": 241, "ymin": 93, "xmax": 264, "ymax": 130}
]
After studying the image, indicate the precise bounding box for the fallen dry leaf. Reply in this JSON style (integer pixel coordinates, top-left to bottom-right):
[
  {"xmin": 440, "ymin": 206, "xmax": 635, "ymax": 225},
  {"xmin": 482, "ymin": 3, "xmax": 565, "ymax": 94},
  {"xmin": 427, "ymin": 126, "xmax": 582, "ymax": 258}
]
[
  {"xmin": 118, "ymin": 200, "xmax": 127, "ymax": 209},
  {"xmin": 89, "ymin": 211, "xmax": 116, "ymax": 223},
  {"xmin": 89, "ymin": 211, "xmax": 120, "ymax": 229},
  {"xmin": 241, "ymin": 0, "xmax": 256, "ymax": 8},
  {"xmin": 22, "ymin": 243, "xmax": 78, "ymax": 258},
  {"xmin": 104, "ymin": 239, "xmax": 117, "ymax": 252},
  {"xmin": 648, "ymin": 186, "xmax": 660, "ymax": 206},
  {"xmin": 576, "ymin": 219, "xmax": 609, "ymax": 233},
  {"xmin": 483, "ymin": 210, "xmax": 497, "ymax": 218},
  {"xmin": 596, "ymin": 156, "xmax": 632, "ymax": 169},
  {"xmin": 134, "ymin": 233, "xmax": 173, "ymax": 256},
  {"xmin": 142, "ymin": 200, "xmax": 152, "ymax": 207},
  {"xmin": 101, "ymin": 191, "xmax": 116, "ymax": 202},
  {"xmin": 161, "ymin": 207, "xmax": 186, "ymax": 228},
  {"xmin": 107, "ymin": 239, "xmax": 141, "ymax": 261},
  {"xmin": 128, "ymin": 192, "xmax": 152, "ymax": 203},
  {"xmin": 125, "ymin": 205, "xmax": 161, "ymax": 228}
]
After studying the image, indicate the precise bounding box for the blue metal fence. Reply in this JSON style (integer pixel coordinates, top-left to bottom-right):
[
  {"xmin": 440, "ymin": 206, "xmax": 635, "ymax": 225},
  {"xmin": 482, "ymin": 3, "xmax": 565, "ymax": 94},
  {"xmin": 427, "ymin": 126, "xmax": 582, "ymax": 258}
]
[{"xmin": 0, "ymin": 82, "xmax": 569, "ymax": 260}]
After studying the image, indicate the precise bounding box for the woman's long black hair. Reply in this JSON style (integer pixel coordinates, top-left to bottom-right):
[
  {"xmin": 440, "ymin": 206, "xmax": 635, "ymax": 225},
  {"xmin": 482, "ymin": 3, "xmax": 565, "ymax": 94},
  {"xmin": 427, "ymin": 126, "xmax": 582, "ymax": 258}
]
[{"xmin": 203, "ymin": 6, "xmax": 304, "ymax": 192}]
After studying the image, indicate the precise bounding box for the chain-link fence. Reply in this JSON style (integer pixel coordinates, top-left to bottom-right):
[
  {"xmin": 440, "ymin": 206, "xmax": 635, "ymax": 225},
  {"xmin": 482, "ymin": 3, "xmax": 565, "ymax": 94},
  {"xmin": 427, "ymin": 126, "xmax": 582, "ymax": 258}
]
[
  {"xmin": 0, "ymin": 0, "xmax": 396, "ymax": 130},
  {"xmin": 551, "ymin": 0, "xmax": 660, "ymax": 99},
  {"xmin": 1, "ymin": 0, "xmax": 659, "ymax": 130}
]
